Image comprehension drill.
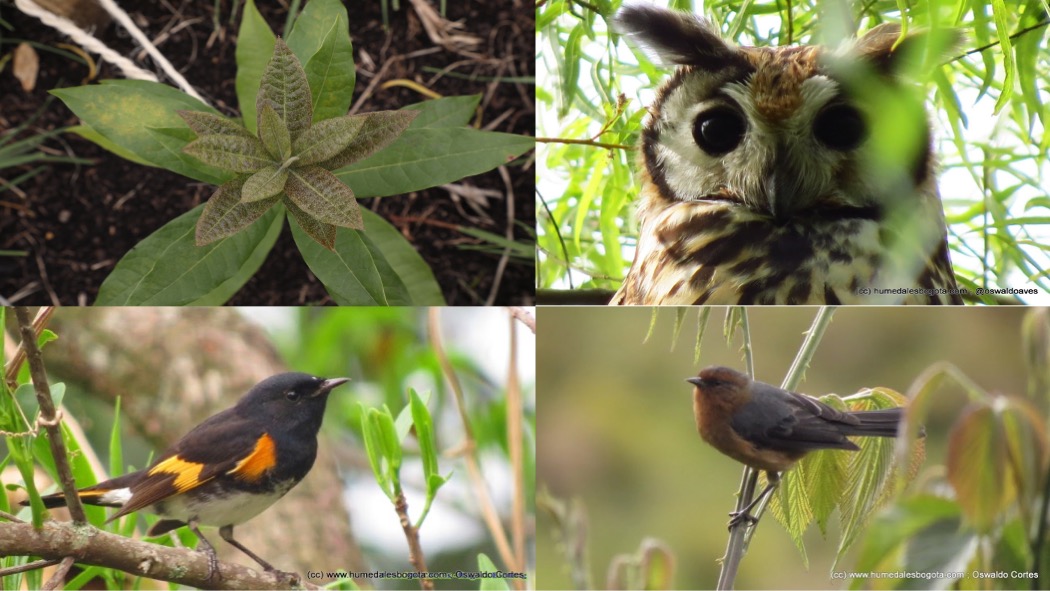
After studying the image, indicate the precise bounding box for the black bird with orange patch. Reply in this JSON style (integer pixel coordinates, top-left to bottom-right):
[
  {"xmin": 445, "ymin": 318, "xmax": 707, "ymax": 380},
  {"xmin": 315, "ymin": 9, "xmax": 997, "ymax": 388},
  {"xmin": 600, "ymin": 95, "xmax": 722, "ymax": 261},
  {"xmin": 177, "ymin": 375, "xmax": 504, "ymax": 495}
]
[
  {"xmin": 25, "ymin": 372, "xmax": 349, "ymax": 581},
  {"xmin": 686, "ymin": 366, "xmax": 913, "ymax": 525}
]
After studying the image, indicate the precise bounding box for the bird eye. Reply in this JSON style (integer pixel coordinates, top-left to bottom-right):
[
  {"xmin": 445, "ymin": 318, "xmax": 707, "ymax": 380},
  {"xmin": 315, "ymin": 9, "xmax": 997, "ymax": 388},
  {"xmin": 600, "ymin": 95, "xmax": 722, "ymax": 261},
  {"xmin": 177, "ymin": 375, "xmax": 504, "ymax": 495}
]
[
  {"xmin": 693, "ymin": 107, "xmax": 746, "ymax": 155},
  {"xmin": 813, "ymin": 104, "xmax": 866, "ymax": 151},
  {"xmin": 286, "ymin": 390, "xmax": 301, "ymax": 402}
]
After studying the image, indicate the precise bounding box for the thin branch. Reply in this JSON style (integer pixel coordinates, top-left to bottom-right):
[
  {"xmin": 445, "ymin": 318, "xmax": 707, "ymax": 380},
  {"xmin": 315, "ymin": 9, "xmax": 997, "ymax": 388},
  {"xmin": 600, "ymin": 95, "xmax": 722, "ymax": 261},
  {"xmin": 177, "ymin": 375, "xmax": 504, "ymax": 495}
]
[
  {"xmin": 4, "ymin": 306, "xmax": 55, "ymax": 389},
  {"xmin": 0, "ymin": 558, "xmax": 61, "ymax": 577},
  {"xmin": 15, "ymin": 306, "xmax": 86, "ymax": 524},
  {"xmin": 0, "ymin": 520, "xmax": 310, "ymax": 590},
  {"xmin": 716, "ymin": 468, "xmax": 757, "ymax": 591},
  {"xmin": 536, "ymin": 137, "xmax": 636, "ymax": 150},
  {"xmin": 508, "ymin": 307, "xmax": 535, "ymax": 334},
  {"xmin": 426, "ymin": 309, "xmax": 518, "ymax": 574},
  {"xmin": 1030, "ymin": 444, "xmax": 1050, "ymax": 590},
  {"xmin": 41, "ymin": 556, "xmax": 74, "ymax": 591},
  {"xmin": 507, "ymin": 314, "xmax": 526, "ymax": 591},
  {"xmin": 947, "ymin": 18, "xmax": 1050, "ymax": 64},
  {"xmin": 0, "ymin": 510, "xmax": 26, "ymax": 523},
  {"xmin": 394, "ymin": 492, "xmax": 433, "ymax": 590}
]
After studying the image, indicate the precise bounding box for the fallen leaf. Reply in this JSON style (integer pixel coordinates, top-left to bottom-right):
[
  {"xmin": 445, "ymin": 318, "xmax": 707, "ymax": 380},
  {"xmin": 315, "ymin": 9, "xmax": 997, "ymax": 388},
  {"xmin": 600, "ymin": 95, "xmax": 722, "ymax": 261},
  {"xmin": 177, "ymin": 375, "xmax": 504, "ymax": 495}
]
[{"xmin": 13, "ymin": 43, "xmax": 39, "ymax": 92}]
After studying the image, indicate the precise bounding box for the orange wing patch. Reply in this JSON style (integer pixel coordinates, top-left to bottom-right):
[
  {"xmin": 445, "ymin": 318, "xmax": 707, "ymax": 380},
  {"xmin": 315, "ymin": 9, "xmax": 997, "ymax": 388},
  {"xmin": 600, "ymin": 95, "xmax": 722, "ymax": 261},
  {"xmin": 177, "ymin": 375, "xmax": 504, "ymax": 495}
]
[
  {"xmin": 228, "ymin": 433, "xmax": 277, "ymax": 482},
  {"xmin": 148, "ymin": 455, "xmax": 210, "ymax": 492}
]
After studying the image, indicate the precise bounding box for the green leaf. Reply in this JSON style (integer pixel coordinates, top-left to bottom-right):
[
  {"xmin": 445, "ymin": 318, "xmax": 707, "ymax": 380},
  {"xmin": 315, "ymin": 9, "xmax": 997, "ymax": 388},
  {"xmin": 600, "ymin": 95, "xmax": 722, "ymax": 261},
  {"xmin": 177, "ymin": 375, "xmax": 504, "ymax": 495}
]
[
  {"xmin": 285, "ymin": 165, "xmax": 363, "ymax": 228},
  {"xmin": 235, "ymin": 0, "xmax": 276, "ymax": 134},
  {"xmin": 258, "ymin": 104, "xmax": 292, "ymax": 160},
  {"xmin": 286, "ymin": 0, "xmax": 355, "ymax": 121},
  {"xmin": 257, "ymin": 38, "xmax": 313, "ymax": 140},
  {"xmin": 50, "ymin": 80, "xmax": 227, "ymax": 183},
  {"xmin": 360, "ymin": 405, "xmax": 394, "ymax": 499},
  {"xmin": 68, "ymin": 124, "xmax": 152, "ymax": 167},
  {"xmin": 183, "ymin": 134, "xmax": 274, "ymax": 173},
  {"xmin": 176, "ymin": 110, "xmax": 254, "ymax": 138},
  {"xmin": 292, "ymin": 114, "xmax": 366, "ymax": 165},
  {"xmin": 186, "ymin": 207, "xmax": 283, "ymax": 306},
  {"xmin": 409, "ymin": 389, "xmax": 439, "ymax": 486},
  {"xmin": 95, "ymin": 204, "xmax": 282, "ymax": 305},
  {"xmin": 403, "ymin": 95, "xmax": 481, "ymax": 128},
  {"xmin": 242, "ymin": 166, "xmax": 289, "ymax": 202},
  {"xmin": 477, "ymin": 554, "xmax": 511, "ymax": 591},
  {"xmin": 335, "ymin": 128, "xmax": 534, "ymax": 198},
  {"xmin": 197, "ymin": 177, "xmax": 280, "ymax": 244},
  {"xmin": 285, "ymin": 197, "xmax": 337, "ymax": 250},
  {"xmin": 290, "ymin": 219, "xmax": 412, "ymax": 305},
  {"xmin": 317, "ymin": 110, "xmax": 420, "ymax": 170},
  {"xmin": 359, "ymin": 208, "xmax": 444, "ymax": 305}
]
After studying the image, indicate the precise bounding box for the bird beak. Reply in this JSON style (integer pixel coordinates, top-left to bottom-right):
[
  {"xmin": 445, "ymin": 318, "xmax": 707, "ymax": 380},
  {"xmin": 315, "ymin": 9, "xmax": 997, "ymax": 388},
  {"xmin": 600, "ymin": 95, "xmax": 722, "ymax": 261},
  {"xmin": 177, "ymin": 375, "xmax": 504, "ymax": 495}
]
[
  {"xmin": 685, "ymin": 377, "xmax": 704, "ymax": 387},
  {"xmin": 316, "ymin": 377, "xmax": 351, "ymax": 396}
]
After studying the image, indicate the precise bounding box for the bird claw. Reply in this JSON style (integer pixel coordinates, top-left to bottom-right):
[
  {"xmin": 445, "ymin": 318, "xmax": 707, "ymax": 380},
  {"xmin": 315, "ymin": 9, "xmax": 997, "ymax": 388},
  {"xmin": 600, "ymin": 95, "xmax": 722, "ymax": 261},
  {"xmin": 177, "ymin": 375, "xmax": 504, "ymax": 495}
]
[
  {"xmin": 727, "ymin": 510, "xmax": 759, "ymax": 531},
  {"xmin": 270, "ymin": 569, "xmax": 302, "ymax": 586}
]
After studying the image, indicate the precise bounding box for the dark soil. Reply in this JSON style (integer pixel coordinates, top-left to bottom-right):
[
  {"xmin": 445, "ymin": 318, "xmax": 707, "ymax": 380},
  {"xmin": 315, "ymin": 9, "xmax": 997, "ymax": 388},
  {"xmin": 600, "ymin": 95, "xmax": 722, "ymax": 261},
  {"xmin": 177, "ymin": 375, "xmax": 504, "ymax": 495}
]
[{"xmin": 0, "ymin": 0, "xmax": 534, "ymax": 305}]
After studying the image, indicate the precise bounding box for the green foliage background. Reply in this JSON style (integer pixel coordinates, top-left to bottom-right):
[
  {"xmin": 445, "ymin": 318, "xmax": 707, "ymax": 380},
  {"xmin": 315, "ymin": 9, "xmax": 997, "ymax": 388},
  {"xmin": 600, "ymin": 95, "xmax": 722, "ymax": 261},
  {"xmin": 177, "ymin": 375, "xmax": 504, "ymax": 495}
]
[{"xmin": 537, "ymin": 0, "xmax": 1050, "ymax": 302}]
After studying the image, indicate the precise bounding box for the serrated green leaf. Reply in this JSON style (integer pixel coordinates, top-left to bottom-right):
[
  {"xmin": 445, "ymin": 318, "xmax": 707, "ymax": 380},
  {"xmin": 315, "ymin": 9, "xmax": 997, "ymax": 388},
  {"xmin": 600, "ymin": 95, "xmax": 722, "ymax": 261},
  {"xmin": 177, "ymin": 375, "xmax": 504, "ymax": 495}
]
[
  {"xmin": 335, "ymin": 127, "xmax": 534, "ymax": 198},
  {"xmin": 290, "ymin": 220, "xmax": 413, "ymax": 305},
  {"xmin": 183, "ymin": 134, "xmax": 274, "ymax": 173},
  {"xmin": 196, "ymin": 178, "xmax": 280, "ymax": 245},
  {"xmin": 286, "ymin": 0, "xmax": 355, "ymax": 121},
  {"xmin": 292, "ymin": 114, "xmax": 366, "ymax": 165},
  {"xmin": 235, "ymin": 0, "xmax": 276, "ymax": 134},
  {"xmin": 95, "ymin": 204, "xmax": 282, "ymax": 305},
  {"xmin": 50, "ymin": 80, "xmax": 226, "ymax": 183},
  {"xmin": 257, "ymin": 38, "xmax": 313, "ymax": 140},
  {"xmin": 258, "ymin": 104, "xmax": 291, "ymax": 160},
  {"xmin": 176, "ymin": 110, "xmax": 254, "ymax": 138},
  {"xmin": 403, "ymin": 95, "xmax": 481, "ymax": 128},
  {"xmin": 242, "ymin": 166, "xmax": 288, "ymax": 202},
  {"xmin": 285, "ymin": 196, "xmax": 337, "ymax": 250},
  {"xmin": 285, "ymin": 165, "xmax": 363, "ymax": 228},
  {"xmin": 359, "ymin": 208, "xmax": 444, "ymax": 305},
  {"xmin": 317, "ymin": 110, "xmax": 420, "ymax": 170},
  {"xmin": 146, "ymin": 127, "xmax": 234, "ymax": 184}
]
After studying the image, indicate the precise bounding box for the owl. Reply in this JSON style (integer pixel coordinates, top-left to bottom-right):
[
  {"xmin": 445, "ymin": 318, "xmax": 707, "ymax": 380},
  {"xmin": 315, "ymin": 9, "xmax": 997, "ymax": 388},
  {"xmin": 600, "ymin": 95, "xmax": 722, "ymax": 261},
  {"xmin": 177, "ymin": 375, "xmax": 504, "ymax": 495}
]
[{"xmin": 610, "ymin": 6, "xmax": 962, "ymax": 305}]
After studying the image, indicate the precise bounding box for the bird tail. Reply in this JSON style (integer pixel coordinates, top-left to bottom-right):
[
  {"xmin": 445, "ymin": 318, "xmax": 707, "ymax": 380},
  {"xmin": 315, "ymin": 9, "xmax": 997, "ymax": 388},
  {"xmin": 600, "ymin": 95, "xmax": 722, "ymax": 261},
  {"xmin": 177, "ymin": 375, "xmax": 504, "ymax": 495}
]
[
  {"xmin": 840, "ymin": 408, "xmax": 917, "ymax": 438},
  {"xmin": 21, "ymin": 471, "xmax": 141, "ymax": 509}
]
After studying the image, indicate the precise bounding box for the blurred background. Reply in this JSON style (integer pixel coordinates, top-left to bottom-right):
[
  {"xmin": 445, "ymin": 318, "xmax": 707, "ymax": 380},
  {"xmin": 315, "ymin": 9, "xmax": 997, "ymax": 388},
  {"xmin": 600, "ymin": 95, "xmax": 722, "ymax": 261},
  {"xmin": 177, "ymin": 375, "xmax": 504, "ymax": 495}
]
[
  {"xmin": 537, "ymin": 306, "xmax": 1033, "ymax": 589},
  {"xmin": 2, "ymin": 307, "xmax": 535, "ymax": 589}
]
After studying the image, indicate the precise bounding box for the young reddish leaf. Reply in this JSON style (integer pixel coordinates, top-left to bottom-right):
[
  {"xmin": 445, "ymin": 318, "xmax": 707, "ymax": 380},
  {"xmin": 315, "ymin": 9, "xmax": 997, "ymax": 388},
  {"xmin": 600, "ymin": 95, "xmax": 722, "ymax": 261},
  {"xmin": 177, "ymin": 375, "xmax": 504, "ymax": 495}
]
[
  {"xmin": 258, "ymin": 103, "xmax": 292, "ymax": 160},
  {"xmin": 285, "ymin": 165, "xmax": 363, "ymax": 229},
  {"xmin": 256, "ymin": 38, "xmax": 312, "ymax": 140},
  {"xmin": 177, "ymin": 110, "xmax": 254, "ymax": 138},
  {"xmin": 285, "ymin": 196, "xmax": 337, "ymax": 250},
  {"xmin": 196, "ymin": 178, "xmax": 280, "ymax": 245},
  {"xmin": 291, "ymin": 114, "xmax": 366, "ymax": 165},
  {"xmin": 317, "ymin": 110, "xmax": 419, "ymax": 170},
  {"xmin": 242, "ymin": 165, "xmax": 289, "ymax": 202},
  {"xmin": 183, "ymin": 134, "xmax": 274, "ymax": 173}
]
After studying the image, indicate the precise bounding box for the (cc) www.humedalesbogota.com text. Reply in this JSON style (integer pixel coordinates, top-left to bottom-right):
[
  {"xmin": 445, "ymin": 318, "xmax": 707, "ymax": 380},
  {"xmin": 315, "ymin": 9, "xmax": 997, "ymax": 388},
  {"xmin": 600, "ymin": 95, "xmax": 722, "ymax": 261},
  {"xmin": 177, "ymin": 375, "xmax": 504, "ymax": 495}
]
[{"xmin": 307, "ymin": 570, "xmax": 528, "ymax": 581}]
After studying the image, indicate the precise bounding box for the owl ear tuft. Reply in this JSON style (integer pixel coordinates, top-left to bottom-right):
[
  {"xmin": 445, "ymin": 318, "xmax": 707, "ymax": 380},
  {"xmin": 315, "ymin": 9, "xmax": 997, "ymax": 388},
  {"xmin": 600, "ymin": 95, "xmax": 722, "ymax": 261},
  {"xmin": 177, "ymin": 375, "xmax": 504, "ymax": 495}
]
[
  {"xmin": 615, "ymin": 6, "xmax": 747, "ymax": 71},
  {"xmin": 851, "ymin": 23, "xmax": 961, "ymax": 76}
]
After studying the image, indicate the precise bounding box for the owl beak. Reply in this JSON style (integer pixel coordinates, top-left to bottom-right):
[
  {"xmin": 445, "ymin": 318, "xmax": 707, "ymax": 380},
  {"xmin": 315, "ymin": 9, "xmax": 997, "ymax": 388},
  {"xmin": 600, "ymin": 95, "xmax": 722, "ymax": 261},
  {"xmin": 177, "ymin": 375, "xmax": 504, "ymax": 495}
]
[{"xmin": 763, "ymin": 155, "xmax": 806, "ymax": 222}]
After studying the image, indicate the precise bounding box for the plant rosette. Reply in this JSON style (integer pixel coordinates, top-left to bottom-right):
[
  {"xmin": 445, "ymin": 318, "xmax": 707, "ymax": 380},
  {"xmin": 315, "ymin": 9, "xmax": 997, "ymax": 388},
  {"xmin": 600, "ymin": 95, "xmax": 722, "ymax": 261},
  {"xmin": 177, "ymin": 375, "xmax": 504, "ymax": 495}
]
[{"xmin": 51, "ymin": 0, "xmax": 534, "ymax": 305}]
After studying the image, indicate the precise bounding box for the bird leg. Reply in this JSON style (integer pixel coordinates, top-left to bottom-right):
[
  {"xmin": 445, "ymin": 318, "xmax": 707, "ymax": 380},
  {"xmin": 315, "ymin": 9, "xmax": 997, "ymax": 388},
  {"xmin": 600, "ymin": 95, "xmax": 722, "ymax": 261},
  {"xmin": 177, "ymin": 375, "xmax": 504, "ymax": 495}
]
[
  {"xmin": 727, "ymin": 471, "xmax": 780, "ymax": 530},
  {"xmin": 219, "ymin": 525, "xmax": 301, "ymax": 585},
  {"xmin": 188, "ymin": 520, "xmax": 221, "ymax": 583}
]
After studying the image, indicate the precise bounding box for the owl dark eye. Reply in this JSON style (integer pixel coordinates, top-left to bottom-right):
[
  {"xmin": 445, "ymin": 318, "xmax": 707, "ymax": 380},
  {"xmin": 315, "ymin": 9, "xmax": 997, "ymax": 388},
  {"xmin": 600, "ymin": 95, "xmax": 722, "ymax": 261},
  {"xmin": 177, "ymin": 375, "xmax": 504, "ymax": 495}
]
[
  {"xmin": 286, "ymin": 390, "xmax": 301, "ymax": 402},
  {"xmin": 814, "ymin": 104, "xmax": 866, "ymax": 151},
  {"xmin": 693, "ymin": 108, "xmax": 745, "ymax": 155}
]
